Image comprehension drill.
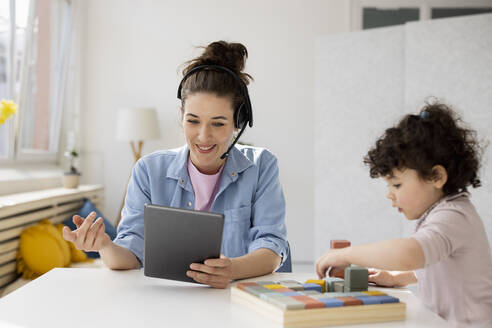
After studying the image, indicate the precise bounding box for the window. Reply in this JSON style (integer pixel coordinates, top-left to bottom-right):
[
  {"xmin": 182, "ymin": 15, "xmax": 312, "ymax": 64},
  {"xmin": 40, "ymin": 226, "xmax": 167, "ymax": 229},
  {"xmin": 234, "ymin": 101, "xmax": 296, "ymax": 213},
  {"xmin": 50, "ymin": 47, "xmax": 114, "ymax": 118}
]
[
  {"xmin": 352, "ymin": 0, "xmax": 492, "ymax": 30},
  {"xmin": 0, "ymin": 0, "xmax": 76, "ymax": 164}
]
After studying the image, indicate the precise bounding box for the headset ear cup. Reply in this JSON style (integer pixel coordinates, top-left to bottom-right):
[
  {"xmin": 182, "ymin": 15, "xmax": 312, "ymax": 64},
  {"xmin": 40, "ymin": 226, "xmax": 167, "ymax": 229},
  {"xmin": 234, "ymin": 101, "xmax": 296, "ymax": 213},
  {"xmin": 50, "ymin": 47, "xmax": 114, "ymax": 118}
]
[{"xmin": 235, "ymin": 103, "xmax": 245, "ymax": 129}]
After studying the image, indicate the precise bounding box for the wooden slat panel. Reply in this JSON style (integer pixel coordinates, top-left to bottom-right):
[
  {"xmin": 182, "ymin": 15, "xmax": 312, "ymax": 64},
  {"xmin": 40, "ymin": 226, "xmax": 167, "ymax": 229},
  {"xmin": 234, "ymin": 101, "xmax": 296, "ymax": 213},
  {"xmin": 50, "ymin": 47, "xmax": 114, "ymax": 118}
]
[
  {"xmin": 0, "ymin": 185, "xmax": 104, "ymax": 218},
  {"xmin": 51, "ymin": 212, "xmax": 76, "ymax": 225},
  {"xmin": 0, "ymin": 228, "xmax": 24, "ymax": 244},
  {"xmin": 0, "ymin": 261, "xmax": 16, "ymax": 277},
  {"xmin": 0, "ymin": 191, "xmax": 101, "ymax": 219},
  {"xmin": 0, "ymin": 250, "xmax": 16, "ymax": 265},
  {"xmin": 0, "ymin": 240, "xmax": 19, "ymax": 254},
  {"xmin": 0, "ymin": 201, "xmax": 84, "ymax": 231},
  {"xmin": 0, "ymin": 272, "xmax": 18, "ymax": 289},
  {"xmin": 0, "ymin": 208, "xmax": 86, "ymax": 243},
  {"xmin": 0, "ymin": 185, "xmax": 104, "ymax": 293}
]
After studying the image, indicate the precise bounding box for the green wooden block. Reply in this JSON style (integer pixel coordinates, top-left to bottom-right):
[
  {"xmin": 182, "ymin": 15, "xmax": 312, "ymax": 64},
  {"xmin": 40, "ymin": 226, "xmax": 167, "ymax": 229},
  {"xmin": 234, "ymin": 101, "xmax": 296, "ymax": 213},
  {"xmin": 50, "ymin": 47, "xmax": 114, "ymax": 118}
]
[{"xmin": 344, "ymin": 266, "xmax": 368, "ymax": 291}]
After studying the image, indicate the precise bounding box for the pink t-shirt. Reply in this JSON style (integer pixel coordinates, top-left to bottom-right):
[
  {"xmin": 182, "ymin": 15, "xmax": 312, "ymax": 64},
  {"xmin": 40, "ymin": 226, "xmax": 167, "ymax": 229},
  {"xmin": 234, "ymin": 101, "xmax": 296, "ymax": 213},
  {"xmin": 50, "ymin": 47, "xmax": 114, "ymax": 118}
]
[
  {"xmin": 411, "ymin": 192, "xmax": 492, "ymax": 327},
  {"xmin": 187, "ymin": 159, "xmax": 223, "ymax": 211}
]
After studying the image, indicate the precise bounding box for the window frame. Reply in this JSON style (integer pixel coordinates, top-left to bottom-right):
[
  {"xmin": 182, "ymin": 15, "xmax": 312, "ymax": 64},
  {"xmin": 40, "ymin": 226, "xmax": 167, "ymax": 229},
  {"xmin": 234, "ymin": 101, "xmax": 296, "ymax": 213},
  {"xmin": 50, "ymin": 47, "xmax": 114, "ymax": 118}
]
[
  {"xmin": 0, "ymin": 0, "xmax": 75, "ymax": 165},
  {"xmin": 351, "ymin": 0, "xmax": 492, "ymax": 31}
]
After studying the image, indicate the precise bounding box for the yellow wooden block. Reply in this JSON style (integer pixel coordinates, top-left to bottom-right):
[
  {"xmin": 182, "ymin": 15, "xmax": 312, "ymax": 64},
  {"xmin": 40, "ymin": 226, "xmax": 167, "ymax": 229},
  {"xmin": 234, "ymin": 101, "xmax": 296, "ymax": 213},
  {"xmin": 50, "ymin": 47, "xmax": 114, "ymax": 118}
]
[
  {"xmin": 263, "ymin": 284, "xmax": 286, "ymax": 290},
  {"xmin": 363, "ymin": 291, "xmax": 387, "ymax": 296},
  {"xmin": 305, "ymin": 279, "xmax": 326, "ymax": 292}
]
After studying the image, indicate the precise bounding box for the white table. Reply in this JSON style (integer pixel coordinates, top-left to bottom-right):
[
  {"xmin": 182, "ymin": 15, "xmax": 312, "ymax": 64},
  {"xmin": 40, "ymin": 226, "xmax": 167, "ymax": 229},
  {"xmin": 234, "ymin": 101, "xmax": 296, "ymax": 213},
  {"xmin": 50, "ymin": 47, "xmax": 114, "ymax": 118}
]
[{"xmin": 0, "ymin": 268, "xmax": 447, "ymax": 328}]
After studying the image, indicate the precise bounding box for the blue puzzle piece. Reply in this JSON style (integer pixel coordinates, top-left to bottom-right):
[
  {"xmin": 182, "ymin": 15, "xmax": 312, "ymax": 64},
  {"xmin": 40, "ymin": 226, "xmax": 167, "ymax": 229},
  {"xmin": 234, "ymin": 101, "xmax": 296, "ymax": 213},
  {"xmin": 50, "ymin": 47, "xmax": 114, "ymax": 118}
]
[
  {"xmin": 317, "ymin": 298, "xmax": 344, "ymax": 308},
  {"xmin": 279, "ymin": 291, "xmax": 303, "ymax": 296},
  {"xmin": 302, "ymin": 283, "xmax": 323, "ymax": 292}
]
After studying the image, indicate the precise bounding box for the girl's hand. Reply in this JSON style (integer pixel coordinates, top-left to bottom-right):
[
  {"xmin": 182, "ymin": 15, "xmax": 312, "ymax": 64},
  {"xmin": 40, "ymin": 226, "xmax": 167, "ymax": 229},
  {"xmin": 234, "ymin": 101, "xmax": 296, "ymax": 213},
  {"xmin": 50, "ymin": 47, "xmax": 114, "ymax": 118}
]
[
  {"xmin": 62, "ymin": 211, "xmax": 111, "ymax": 252},
  {"xmin": 315, "ymin": 249, "xmax": 350, "ymax": 279},
  {"xmin": 368, "ymin": 268, "xmax": 395, "ymax": 287},
  {"xmin": 187, "ymin": 254, "xmax": 232, "ymax": 289}
]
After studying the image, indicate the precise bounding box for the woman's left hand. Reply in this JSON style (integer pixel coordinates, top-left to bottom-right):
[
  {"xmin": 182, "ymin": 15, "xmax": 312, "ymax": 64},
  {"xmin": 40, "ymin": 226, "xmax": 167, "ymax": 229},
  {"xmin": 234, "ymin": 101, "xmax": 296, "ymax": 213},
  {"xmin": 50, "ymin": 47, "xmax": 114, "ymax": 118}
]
[{"xmin": 187, "ymin": 254, "xmax": 233, "ymax": 289}]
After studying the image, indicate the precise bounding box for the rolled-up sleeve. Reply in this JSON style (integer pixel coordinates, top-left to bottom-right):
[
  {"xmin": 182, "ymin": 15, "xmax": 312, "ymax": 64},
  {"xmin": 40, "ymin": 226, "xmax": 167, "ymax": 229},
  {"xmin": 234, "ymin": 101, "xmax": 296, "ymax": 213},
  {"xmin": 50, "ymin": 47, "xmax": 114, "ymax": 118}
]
[
  {"xmin": 248, "ymin": 152, "xmax": 288, "ymax": 265},
  {"xmin": 411, "ymin": 208, "xmax": 469, "ymax": 267},
  {"xmin": 113, "ymin": 159, "xmax": 150, "ymax": 266}
]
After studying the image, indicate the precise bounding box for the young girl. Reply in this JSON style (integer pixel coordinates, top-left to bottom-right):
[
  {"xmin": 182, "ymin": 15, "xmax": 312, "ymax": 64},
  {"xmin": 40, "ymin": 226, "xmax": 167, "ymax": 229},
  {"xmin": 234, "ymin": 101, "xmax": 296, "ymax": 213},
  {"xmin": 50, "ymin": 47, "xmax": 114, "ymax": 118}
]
[{"xmin": 316, "ymin": 103, "xmax": 492, "ymax": 327}]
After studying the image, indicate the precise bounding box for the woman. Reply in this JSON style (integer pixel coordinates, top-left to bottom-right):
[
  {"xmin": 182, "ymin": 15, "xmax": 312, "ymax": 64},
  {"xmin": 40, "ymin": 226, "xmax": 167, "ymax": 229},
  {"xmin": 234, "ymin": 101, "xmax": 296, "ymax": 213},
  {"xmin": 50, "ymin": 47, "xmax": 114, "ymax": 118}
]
[{"xmin": 62, "ymin": 41, "xmax": 289, "ymax": 288}]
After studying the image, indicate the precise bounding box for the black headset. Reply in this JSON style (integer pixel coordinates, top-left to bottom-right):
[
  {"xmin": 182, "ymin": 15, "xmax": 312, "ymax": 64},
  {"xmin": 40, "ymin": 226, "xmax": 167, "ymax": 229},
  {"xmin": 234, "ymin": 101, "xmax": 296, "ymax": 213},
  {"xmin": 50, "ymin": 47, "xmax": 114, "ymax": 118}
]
[{"xmin": 177, "ymin": 64, "xmax": 253, "ymax": 159}]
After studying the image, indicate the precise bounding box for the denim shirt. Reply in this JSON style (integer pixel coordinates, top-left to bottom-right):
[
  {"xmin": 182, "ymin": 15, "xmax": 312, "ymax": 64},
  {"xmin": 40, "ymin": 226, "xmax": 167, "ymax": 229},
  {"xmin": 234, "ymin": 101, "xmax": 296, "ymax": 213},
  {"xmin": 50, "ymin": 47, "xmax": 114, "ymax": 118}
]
[{"xmin": 114, "ymin": 145, "xmax": 288, "ymax": 267}]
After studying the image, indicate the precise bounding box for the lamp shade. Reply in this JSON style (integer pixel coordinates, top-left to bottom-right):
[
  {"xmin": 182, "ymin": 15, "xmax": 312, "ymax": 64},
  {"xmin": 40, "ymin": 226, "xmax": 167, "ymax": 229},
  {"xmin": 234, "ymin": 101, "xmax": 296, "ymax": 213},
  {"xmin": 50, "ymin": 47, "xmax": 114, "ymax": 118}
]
[{"xmin": 115, "ymin": 107, "xmax": 160, "ymax": 141}]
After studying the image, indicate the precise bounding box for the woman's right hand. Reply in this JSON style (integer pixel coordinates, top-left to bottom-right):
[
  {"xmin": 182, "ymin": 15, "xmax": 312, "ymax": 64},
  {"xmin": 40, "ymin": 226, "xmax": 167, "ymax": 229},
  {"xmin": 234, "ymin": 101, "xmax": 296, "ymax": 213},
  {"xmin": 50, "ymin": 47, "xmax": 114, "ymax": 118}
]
[{"xmin": 62, "ymin": 211, "xmax": 111, "ymax": 252}]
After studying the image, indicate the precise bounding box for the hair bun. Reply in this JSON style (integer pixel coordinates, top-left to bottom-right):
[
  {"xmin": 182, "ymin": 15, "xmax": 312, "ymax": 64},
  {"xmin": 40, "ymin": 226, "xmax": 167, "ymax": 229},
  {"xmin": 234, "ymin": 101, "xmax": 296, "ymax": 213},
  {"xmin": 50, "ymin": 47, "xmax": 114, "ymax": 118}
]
[{"xmin": 184, "ymin": 41, "xmax": 253, "ymax": 85}]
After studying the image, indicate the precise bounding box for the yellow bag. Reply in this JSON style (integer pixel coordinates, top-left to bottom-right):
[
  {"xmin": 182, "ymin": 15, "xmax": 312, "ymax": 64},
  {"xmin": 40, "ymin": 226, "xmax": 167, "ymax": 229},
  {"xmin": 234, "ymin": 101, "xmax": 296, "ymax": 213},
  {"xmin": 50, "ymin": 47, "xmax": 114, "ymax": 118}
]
[{"xmin": 17, "ymin": 219, "xmax": 91, "ymax": 279}]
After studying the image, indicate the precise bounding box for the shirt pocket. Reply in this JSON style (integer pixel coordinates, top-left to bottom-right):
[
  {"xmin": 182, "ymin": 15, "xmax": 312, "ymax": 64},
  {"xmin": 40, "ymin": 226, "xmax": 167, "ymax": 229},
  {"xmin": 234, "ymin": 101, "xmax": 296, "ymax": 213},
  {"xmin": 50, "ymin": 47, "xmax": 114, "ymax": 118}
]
[{"xmin": 222, "ymin": 206, "xmax": 252, "ymax": 257}]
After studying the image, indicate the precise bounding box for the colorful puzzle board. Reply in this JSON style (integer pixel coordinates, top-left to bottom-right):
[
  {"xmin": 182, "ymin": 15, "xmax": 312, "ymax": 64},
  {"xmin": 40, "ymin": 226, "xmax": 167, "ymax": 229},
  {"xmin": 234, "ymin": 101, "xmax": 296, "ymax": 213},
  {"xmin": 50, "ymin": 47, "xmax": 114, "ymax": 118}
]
[{"xmin": 231, "ymin": 279, "xmax": 406, "ymax": 327}]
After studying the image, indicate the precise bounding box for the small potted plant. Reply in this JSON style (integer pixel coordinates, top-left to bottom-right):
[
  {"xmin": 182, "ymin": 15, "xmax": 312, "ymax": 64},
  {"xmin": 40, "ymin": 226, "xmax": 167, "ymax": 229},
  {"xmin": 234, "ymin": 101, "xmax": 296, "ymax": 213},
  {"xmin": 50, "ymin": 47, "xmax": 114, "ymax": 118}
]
[{"xmin": 62, "ymin": 149, "xmax": 81, "ymax": 188}]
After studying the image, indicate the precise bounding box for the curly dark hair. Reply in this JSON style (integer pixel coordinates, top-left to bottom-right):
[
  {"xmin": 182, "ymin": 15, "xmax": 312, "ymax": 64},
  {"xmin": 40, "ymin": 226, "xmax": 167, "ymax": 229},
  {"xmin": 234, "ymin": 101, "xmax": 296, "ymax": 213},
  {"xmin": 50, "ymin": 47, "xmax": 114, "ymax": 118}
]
[{"xmin": 363, "ymin": 102, "xmax": 483, "ymax": 195}]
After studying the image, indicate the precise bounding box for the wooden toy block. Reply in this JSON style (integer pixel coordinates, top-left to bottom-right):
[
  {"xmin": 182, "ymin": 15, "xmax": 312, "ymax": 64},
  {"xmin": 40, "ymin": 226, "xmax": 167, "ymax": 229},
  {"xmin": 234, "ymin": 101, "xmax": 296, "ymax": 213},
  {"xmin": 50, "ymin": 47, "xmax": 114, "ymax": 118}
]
[
  {"xmin": 376, "ymin": 296, "xmax": 400, "ymax": 304},
  {"xmin": 281, "ymin": 291, "xmax": 303, "ymax": 296},
  {"xmin": 323, "ymin": 277, "xmax": 344, "ymax": 292},
  {"xmin": 302, "ymin": 283, "xmax": 323, "ymax": 292},
  {"xmin": 279, "ymin": 280, "xmax": 305, "ymax": 291},
  {"xmin": 257, "ymin": 281, "xmax": 277, "ymax": 285},
  {"xmin": 279, "ymin": 280, "xmax": 302, "ymax": 284},
  {"xmin": 363, "ymin": 291, "xmax": 387, "ymax": 296},
  {"xmin": 310, "ymin": 292, "xmax": 366, "ymax": 299},
  {"xmin": 330, "ymin": 240, "xmax": 351, "ymax": 249},
  {"xmin": 236, "ymin": 282, "xmax": 260, "ymax": 290},
  {"xmin": 317, "ymin": 297, "xmax": 345, "ymax": 308},
  {"xmin": 230, "ymin": 279, "xmax": 407, "ymax": 327},
  {"xmin": 284, "ymin": 284, "xmax": 305, "ymax": 291},
  {"xmin": 310, "ymin": 292, "xmax": 348, "ymax": 299},
  {"xmin": 337, "ymin": 296, "xmax": 364, "ymax": 306},
  {"xmin": 302, "ymin": 290, "xmax": 322, "ymax": 296},
  {"xmin": 344, "ymin": 266, "xmax": 368, "ymax": 292},
  {"xmin": 260, "ymin": 293, "xmax": 306, "ymax": 310},
  {"xmin": 344, "ymin": 286, "xmax": 368, "ymax": 292},
  {"xmin": 357, "ymin": 296, "xmax": 382, "ymax": 305},
  {"xmin": 329, "ymin": 267, "xmax": 346, "ymax": 279},
  {"xmin": 334, "ymin": 281, "xmax": 345, "ymax": 292},
  {"xmin": 244, "ymin": 285, "xmax": 277, "ymax": 297},
  {"xmin": 264, "ymin": 284, "xmax": 287, "ymax": 290},
  {"xmin": 291, "ymin": 295, "xmax": 326, "ymax": 309},
  {"xmin": 305, "ymin": 279, "xmax": 326, "ymax": 292},
  {"xmin": 276, "ymin": 288, "xmax": 295, "ymax": 293}
]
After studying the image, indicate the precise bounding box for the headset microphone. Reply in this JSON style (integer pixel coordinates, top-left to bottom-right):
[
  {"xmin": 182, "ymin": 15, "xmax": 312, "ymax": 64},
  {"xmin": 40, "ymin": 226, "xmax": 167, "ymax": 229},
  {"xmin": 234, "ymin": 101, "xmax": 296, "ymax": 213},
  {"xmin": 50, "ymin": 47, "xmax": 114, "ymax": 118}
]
[{"xmin": 220, "ymin": 117, "xmax": 248, "ymax": 159}]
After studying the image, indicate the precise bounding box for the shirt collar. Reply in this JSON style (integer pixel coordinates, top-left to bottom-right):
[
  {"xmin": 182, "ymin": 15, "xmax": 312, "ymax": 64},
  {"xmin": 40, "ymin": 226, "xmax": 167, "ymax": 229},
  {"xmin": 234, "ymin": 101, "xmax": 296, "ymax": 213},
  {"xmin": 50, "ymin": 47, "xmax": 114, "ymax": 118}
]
[
  {"xmin": 166, "ymin": 145, "xmax": 253, "ymax": 183},
  {"xmin": 415, "ymin": 191, "xmax": 469, "ymax": 230}
]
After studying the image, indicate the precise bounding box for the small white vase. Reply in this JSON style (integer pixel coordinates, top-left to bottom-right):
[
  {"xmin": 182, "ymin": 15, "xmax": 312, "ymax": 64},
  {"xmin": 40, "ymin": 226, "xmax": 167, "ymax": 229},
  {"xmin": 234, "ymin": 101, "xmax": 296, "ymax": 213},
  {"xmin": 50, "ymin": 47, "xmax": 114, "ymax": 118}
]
[{"xmin": 62, "ymin": 173, "xmax": 81, "ymax": 188}]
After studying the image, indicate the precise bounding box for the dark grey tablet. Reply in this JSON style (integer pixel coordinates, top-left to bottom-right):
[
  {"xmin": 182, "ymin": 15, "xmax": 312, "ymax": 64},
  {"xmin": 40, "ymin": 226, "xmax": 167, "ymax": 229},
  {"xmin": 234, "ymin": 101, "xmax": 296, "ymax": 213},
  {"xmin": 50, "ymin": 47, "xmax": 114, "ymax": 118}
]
[{"xmin": 143, "ymin": 204, "xmax": 224, "ymax": 283}]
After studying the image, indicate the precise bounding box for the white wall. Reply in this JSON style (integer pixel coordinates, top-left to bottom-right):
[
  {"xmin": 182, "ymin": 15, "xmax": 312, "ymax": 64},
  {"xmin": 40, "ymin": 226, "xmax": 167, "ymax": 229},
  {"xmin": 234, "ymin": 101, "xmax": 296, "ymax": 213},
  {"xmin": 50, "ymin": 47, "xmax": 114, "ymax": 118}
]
[
  {"xmin": 314, "ymin": 26, "xmax": 408, "ymax": 256},
  {"xmin": 314, "ymin": 14, "xmax": 492, "ymax": 257},
  {"xmin": 79, "ymin": 0, "xmax": 351, "ymax": 262}
]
